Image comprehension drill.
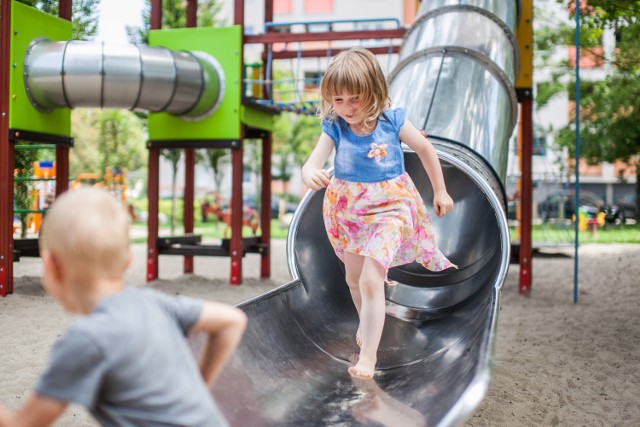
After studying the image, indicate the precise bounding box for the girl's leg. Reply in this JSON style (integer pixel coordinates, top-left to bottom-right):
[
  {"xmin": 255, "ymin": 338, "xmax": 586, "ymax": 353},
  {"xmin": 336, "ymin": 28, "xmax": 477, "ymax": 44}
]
[
  {"xmin": 348, "ymin": 256, "xmax": 386, "ymax": 380},
  {"xmin": 344, "ymin": 252, "xmax": 365, "ymax": 345}
]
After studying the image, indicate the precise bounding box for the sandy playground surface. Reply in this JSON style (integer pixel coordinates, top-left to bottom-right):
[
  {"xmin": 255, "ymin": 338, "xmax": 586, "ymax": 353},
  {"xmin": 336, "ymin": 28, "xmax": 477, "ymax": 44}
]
[{"xmin": 1, "ymin": 239, "xmax": 639, "ymax": 426}]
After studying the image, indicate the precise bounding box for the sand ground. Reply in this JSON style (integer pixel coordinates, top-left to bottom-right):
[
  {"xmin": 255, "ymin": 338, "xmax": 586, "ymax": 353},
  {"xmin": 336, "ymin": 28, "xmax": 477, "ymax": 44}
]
[{"xmin": 1, "ymin": 239, "xmax": 639, "ymax": 426}]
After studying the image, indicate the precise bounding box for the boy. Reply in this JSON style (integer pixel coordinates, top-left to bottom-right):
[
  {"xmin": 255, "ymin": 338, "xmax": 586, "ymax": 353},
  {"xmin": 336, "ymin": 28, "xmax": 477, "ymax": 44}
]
[{"xmin": 0, "ymin": 188, "xmax": 247, "ymax": 426}]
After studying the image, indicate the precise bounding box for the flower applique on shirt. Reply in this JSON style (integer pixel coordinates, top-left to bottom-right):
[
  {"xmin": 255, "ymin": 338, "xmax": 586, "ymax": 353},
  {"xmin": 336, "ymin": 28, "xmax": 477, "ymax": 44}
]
[{"xmin": 368, "ymin": 143, "xmax": 388, "ymax": 162}]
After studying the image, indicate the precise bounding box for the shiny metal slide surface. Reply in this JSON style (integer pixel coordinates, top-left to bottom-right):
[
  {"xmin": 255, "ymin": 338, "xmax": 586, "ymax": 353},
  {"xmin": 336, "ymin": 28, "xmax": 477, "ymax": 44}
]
[
  {"xmin": 24, "ymin": 40, "xmax": 224, "ymax": 119},
  {"xmin": 211, "ymin": 0, "xmax": 518, "ymax": 425}
]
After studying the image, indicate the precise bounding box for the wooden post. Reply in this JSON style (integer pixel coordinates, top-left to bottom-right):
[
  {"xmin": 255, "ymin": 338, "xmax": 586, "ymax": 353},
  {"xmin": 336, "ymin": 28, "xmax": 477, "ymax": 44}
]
[
  {"xmin": 183, "ymin": 0, "xmax": 197, "ymax": 274},
  {"xmin": 147, "ymin": 148, "xmax": 160, "ymax": 281},
  {"xmin": 261, "ymin": 132, "xmax": 272, "ymax": 278},
  {"xmin": 55, "ymin": 0, "xmax": 72, "ymax": 197},
  {"xmin": 147, "ymin": 0, "xmax": 162, "ymax": 282},
  {"xmin": 230, "ymin": 135, "xmax": 244, "ymax": 285}
]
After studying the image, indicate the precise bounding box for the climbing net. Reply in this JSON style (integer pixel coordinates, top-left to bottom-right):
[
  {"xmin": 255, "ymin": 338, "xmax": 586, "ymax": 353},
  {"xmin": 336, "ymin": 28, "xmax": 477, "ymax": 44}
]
[{"xmin": 243, "ymin": 18, "xmax": 402, "ymax": 115}]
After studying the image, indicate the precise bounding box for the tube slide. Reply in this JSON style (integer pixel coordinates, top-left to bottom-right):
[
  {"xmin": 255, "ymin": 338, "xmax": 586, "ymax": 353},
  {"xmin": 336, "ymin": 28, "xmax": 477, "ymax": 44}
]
[
  {"xmin": 210, "ymin": 1, "xmax": 519, "ymax": 426},
  {"xmin": 24, "ymin": 40, "xmax": 224, "ymax": 120}
]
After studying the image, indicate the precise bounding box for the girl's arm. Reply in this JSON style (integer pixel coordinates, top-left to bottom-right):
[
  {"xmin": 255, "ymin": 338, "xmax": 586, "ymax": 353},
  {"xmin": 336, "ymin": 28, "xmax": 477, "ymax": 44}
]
[
  {"xmin": 190, "ymin": 302, "xmax": 248, "ymax": 386},
  {"xmin": 399, "ymin": 121, "xmax": 454, "ymax": 217},
  {"xmin": 0, "ymin": 396, "xmax": 67, "ymax": 427},
  {"xmin": 301, "ymin": 132, "xmax": 335, "ymax": 190}
]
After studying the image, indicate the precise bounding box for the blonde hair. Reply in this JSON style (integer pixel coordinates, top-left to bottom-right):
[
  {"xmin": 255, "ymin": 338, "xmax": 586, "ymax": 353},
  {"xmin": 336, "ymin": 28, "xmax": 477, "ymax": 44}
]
[
  {"xmin": 318, "ymin": 48, "xmax": 391, "ymax": 131},
  {"xmin": 39, "ymin": 188, "xmax": 130, "ymax": 282}
]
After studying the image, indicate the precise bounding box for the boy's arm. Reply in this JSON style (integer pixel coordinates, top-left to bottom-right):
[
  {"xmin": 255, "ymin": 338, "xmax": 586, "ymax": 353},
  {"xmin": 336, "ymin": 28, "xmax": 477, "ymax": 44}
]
[
  {"xmin": 0, "ymin": 395, "xmax": 67, "ymax": 427},
  {"xmin": 190, "ymin": 302, "xmax": 248, "ymax": 386}
]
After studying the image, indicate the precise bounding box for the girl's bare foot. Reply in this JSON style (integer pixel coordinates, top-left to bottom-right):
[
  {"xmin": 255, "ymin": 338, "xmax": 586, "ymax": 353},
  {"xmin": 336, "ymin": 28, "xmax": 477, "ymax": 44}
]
[{"xmin": 348, "ymin": 354, "xmax": 376, "ymax": 379}]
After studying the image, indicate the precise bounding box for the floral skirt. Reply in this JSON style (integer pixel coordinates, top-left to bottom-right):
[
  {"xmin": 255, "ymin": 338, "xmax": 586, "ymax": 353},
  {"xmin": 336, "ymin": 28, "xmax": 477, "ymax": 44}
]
[{"xmin": 322, "ymin": 172, "xmax": 457, "ymax": 279}]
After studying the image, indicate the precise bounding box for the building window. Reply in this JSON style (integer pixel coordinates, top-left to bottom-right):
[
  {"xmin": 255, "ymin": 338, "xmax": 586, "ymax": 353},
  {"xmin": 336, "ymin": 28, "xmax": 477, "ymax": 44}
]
[
  {"xmin": 305, "ymin": 0, "xmax": 333, "ymax": 14},
  {"xmin": 274, "ymin": 0, "xmax": 292, "ymax": 14}
]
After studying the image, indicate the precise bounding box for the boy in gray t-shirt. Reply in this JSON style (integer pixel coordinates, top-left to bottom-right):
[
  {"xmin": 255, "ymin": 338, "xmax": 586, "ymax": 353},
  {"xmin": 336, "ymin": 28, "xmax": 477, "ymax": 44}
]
[{"xmin": 0, "ymin": 189, "xmax": 247, "ymax": 427}]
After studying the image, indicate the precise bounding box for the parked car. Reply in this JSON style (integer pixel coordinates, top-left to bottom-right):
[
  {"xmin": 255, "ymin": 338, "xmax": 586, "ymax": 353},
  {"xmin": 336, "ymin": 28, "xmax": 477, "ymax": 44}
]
[
  {"xmin": 615, "ymin": 193, "xmax": 637, "ymax": 223},
  {"xmin": 538, "ymin": 190, "xmax": 623, "ymax": 224}
]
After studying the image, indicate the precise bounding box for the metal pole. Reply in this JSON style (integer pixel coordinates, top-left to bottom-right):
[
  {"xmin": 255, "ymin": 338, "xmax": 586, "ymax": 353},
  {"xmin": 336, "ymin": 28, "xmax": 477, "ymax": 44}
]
[{"xmin": 573, "ymin": 1, "xmax": 581, "ymax": 304}]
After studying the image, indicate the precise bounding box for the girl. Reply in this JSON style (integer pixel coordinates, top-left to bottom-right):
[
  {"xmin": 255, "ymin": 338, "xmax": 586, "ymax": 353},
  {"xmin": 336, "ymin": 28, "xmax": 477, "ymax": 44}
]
[{"xmin": 301, "ymin": 48, "xmax": 457, "ymax": 380}]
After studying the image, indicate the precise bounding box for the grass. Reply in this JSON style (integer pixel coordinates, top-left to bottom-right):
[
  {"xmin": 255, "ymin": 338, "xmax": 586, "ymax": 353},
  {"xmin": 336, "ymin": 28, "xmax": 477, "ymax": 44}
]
[
  {"xmin": 129, "ymin": 199, "xmax": 639, "ymax": 245},
  {"xmin": 131, "ymin": 219, "xmax": 291, "ymax": 244},
  {"xmin": 511, "ymin": 223, "xmax": 640, "ymax": 245}
]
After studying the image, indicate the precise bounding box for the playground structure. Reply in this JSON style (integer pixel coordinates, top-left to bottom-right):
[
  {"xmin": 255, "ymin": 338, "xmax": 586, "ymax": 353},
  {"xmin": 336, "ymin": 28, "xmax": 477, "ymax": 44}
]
[{"xmin": 0, "ymin": 0, "xmax": 537, "ymax": 425}]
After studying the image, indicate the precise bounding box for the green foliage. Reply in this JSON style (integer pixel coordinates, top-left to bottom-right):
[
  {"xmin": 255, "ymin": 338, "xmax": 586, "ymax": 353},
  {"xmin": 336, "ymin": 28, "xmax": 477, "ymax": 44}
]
[
  {"xmin": 201, "ymin": 149, "xmax": 229, "ymax": 192},
  {"xmin": 537, "ymin": 1, "xmax": 640, "ymax": 221},
  {"xmin": 272, "ymin": 113, "xmax": 319, "ymax": 196},
  {"xmin": 70, "ymin": 109, "xmax": 147, "ymax": 177},
  {"xmin": 16, "ymin": 0, "xmax": 100, "ymax": 40},
  {"xmin": 127, "ymin": 0, "xmax": 227, "ymax": 44}
]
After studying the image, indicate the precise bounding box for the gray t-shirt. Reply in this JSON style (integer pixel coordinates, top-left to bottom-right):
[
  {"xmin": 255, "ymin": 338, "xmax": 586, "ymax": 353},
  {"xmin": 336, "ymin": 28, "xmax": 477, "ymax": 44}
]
[{"xmin": 35, "ymin": 287, "xmax": 229, "ymax": 426}]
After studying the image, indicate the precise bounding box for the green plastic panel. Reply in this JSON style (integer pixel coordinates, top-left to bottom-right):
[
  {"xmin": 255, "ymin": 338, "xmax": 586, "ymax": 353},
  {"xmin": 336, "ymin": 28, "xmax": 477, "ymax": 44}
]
[
  {"xmin": 10, "ymin": 1, "xmax": 72, "ymax": 137},
  {"xmin": 148, "ymin": 26, "xmax": 242, "ymax": 141},
  {"xmin": 241, "ymin": 104, "xmax": 275, "ymax": 132}
]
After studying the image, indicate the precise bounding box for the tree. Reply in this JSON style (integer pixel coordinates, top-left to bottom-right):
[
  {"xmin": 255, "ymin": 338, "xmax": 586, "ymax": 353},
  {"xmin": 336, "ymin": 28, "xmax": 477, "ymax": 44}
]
[
  {"xmin": 162, "ymin": 149, "xmax": 182, "ymax": 234},
  {"xmin": 201, "ymin": 149, "xmax": 229, "ymax": 194},
  {"xmin": 126, "ymin": 0, "xmax": 228, "ymax": 231},
  {"xmin": 551, "ymin": 1, "xmax": 640, "ymax": 221},
  {"xmin": 127, "ymin": 0, "xmax": 227, "ymax": 44},
  {"xmin": 16, "ymin": 0, "xmax": 100, "ymax": 40},
  {"xmin": 272, "ymin": 113, "xmax": 318, "ymax": 201}
]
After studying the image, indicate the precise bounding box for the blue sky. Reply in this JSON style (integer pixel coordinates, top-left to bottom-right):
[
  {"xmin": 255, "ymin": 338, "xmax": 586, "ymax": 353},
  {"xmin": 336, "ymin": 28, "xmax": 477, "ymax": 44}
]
[{"xmin": 96, "ymin": 0, "xmax": 144, "ymax": 43}]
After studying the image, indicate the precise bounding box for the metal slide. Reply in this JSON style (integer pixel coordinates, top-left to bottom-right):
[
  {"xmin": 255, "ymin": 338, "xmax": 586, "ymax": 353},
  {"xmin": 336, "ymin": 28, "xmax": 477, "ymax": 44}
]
[
  {"xmin": 211, "ymin": 1, "xmax": 518, "ymax": 426},
  {"xmin": 23, "ymin": 1, "xmax": 518, "ymax": 423}
]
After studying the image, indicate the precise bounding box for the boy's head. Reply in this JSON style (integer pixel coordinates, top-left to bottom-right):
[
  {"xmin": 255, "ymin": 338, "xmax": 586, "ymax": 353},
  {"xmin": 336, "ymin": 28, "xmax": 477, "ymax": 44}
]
[
  {"xmin": 319, "ymin": 48, "xmax": 391, "ymax": 126},
  {"xmin": 39, "ymin": 188, "xmax": 131, "ymax": 310}
]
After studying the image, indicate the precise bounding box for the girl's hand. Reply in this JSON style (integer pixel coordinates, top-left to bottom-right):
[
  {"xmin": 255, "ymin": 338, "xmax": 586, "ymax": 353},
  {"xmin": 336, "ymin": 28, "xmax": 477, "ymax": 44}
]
[
  {"xmin": 433, "ymin": 190, "xmax": 454, "ymax": 217},
  {"xmin": 307, "ymin": 169, "xmax": 330, "ymax": 191}
]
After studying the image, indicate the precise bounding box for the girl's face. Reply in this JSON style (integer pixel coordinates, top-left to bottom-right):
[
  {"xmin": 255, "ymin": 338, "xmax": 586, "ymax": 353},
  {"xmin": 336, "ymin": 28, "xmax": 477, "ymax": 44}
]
[{"xmin": 331, "ymin": 92, "xmax": 364, "ymax": 126}]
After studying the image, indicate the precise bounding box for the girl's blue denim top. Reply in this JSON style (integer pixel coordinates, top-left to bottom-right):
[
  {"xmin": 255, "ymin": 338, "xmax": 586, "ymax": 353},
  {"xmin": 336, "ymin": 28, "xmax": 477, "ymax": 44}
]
[{"xmin": 322, "ymin": 108, "xmax": 406, "ymax": 183}]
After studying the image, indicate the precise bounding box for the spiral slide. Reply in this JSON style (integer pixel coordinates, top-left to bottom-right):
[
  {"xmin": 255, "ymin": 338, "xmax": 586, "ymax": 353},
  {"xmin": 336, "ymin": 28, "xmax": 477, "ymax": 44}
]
[{"xmin": 209, "ymin": 1, "xmax": 519, "ymax": 426}]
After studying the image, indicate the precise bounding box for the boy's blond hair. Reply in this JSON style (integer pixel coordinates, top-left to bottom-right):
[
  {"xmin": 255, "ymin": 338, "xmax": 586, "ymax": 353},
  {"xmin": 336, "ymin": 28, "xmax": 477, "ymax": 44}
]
[
  {"xmin": 39, "ymin": 188, "xmax": 130, "ymax": 281},
  {"xmin": 318, "ymin": 48, "xmax": 391, "ymax": 130}
]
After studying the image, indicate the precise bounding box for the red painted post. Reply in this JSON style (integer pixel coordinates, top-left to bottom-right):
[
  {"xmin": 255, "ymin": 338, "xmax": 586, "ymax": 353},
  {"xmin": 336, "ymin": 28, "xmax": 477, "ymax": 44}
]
[
  {"xmin": 183, "ymin": 0, "xmax": 197, "ymax": 274},
  {"xmin": 260, "ymin": 133, "xmax": 272, "ymax": 278},
  {"xmin": 230, "ymin": 136, "xmax": 244, "ymax": 286},
  {"xmin": 150, "ymin": 0, "xmax": 162, "ymax": 30},
  {"xmin": 186, "ymin": 0, "xmax": 197, "ymax": 27},
  {"xmin": 519, "ymin": 97, "xmax": 533, "ymax": 295},
  {"xmin": 147, "ymin": 148, "xmax": 160, "ymax": 282},
  {"xmin": 55, "ymin": 0, "xmax": 72, "ymax": 197},
  {"xmin": 0, "ymin": 0, "xmax": 14, "ymax": 296},
  {"xmin": 146, "ymin": 0, "xmax": 162, "ymax": 282},
  {"xmin": 183, "ymin": 149, "xmax": 195, "ymax": 273}
]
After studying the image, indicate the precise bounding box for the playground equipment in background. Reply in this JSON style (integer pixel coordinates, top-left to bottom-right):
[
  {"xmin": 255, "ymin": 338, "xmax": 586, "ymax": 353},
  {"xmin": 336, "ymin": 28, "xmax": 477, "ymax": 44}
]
[
  {"xmin": 13, "ymin": 160, "xmax": 56, "ymax": 236},
  {"xmin": 200, "ymin": 192, "xmax": 260, "ymax": 238}
]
